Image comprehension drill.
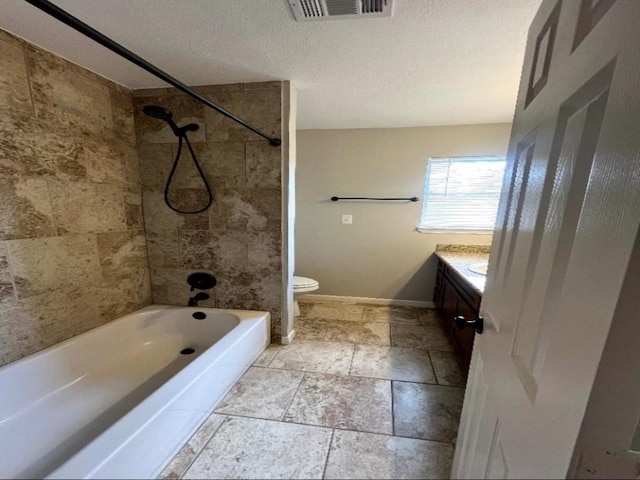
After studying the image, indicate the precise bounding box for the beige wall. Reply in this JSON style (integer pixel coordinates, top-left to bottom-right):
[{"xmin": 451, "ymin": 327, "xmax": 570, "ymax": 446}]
[
  {"xmin": 296, "ymin": 124, "xmax": 511, "ymax": 302},
  {"xmin": 0, "ymin": 30, "xmax": 150, "ymax": 366},
  {"xmin": 133, "ymin": 81, "xmax": 289, "ymax": 340}
]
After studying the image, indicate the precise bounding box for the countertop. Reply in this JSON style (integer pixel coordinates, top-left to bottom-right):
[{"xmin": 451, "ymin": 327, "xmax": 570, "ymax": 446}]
[{"xmin": 434, "ymin": 245, "xmax": 491, "ymax": 295}]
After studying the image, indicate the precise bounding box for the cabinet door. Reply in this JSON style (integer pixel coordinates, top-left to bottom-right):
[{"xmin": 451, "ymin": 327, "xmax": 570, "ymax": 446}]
[
  {"xmin": 453, "ymin": 297, "xmax": 476, "ymax": 369},
  {"xmin": 441, "ymin": 277, "xmax": 458, "ymax": 335},
  {"xmin": 434, "ymin": 261, "xmax": 446, "ymax": 309}
]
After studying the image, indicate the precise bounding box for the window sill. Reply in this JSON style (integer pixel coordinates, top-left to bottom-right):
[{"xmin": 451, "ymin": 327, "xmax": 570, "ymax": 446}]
[{"xmin": 416, "ymin": 227, "xmax": 494, "ymax": 235}]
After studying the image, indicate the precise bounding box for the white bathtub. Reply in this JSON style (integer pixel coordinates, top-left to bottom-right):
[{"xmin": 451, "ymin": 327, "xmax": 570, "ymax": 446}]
[{"xmin": 0, "ymin": 305, "xmax": 270, "ymax": 479}]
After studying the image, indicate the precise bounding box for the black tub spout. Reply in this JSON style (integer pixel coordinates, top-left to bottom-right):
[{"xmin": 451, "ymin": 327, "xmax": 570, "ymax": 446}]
[{"xmin": 188, "ymin": 292, "xmax": 209, "ymax": 307}]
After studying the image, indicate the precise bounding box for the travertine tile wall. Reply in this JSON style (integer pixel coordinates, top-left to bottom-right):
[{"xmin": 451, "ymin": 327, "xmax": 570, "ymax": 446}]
[
  {"xmin": 0, "ymin": 30, "xmax": 151, "ymax": 366},
  {"xmin": 132, "ymin": 82, "xmax": 286, "ymax": 340}
]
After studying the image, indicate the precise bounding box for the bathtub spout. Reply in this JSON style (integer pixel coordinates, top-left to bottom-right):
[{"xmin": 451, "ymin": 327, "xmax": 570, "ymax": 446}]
[{"xmin": 188, "ymin": 292, "xmax": 209, "ymax": 307}]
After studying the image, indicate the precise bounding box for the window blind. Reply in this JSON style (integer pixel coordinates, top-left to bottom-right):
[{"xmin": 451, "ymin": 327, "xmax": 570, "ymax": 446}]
[{"xmin": 419, "ymin": 157, "xmax": 507, "ymax": 231}]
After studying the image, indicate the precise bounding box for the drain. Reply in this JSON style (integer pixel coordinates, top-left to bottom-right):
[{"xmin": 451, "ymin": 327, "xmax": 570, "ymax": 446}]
[
  {"xmin": 192, "ymin": 311, "xmax": 206, "ymax": 320},
  {"xmin": 180, "ymin": 348, "xmax": 195, "ymax": 355}
]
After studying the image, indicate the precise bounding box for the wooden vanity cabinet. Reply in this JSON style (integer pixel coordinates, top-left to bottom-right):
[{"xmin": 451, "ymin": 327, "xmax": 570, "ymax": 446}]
[{"xmin": 434, "ymin": 259, "xmax": 481, "ymax": 370}]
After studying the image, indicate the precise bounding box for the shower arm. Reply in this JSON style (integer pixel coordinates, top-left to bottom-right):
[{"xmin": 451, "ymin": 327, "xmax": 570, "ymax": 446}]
[{"xmin": 24, "ymin": 0, "xmax": 282, "ymax": 147}]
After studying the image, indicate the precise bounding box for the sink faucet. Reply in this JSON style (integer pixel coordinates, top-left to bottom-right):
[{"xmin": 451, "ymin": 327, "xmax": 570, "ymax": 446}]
[{"xmin": 188, "ymin": 292, "xmax": 209, "ymax": 307}]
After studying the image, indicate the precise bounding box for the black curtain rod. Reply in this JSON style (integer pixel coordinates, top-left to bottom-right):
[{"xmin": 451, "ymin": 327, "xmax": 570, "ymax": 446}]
[
  {"xmin": 331, "ymin": 196, "xmax": 419, "ymax": 202},
  {"xmin": 24, "ymin": 0, "xmax": 282, "ymax": 147}
]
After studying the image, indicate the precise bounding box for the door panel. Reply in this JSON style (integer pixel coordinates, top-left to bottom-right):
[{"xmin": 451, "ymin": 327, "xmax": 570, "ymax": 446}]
[
  {"xmin": 572, "ymin": 0, "xmax": 618, "ymax": 50},
  {"xmin": 515, "ymin": 67, "xmax": 614, "ymax": 397},
  {"xmin": 485, "ymin": 420, "xmax": 509, "ymax": 479},
  {"xmin": 496, "ymin": 139, "xmax": 534, "ymax": 295},
  {"xmin": 453, "ymin": 0, "xmax": 640, "ymax": 477},
  {"xmin": 525, "ymin": 1, "xmax": 560, "ymax": 106},
  {"xmin": 530, "ymin": 73, "xmax": 612, "ymax": 382}
]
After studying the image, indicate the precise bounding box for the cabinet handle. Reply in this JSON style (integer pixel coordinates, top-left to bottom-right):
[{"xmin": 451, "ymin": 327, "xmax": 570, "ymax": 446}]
[{"xmin": 454, "ymin": 315, "xmax": 484, "ymax": 334}]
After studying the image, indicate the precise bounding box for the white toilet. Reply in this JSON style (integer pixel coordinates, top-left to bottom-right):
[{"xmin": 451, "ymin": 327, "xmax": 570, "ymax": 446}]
[{"xmin": 293, "ymin": 276, "xmax": 319, "ymax": 316}]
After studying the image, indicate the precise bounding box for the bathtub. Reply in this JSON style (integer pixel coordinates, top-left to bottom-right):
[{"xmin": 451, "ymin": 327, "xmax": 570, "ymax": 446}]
[{"xmin": 0, "ymin": 305, "xmax": 270, "ymax": 479}]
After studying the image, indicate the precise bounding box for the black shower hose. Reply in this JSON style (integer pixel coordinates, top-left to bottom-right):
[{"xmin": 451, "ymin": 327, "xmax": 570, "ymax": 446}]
[{"xmin": 164, "ymin": 133, "xmax": 213, "ymax": 214}]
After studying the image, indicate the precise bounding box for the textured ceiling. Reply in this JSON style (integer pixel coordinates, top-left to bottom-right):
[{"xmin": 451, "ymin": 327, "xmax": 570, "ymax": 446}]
[{"xmin": 0, "ymin": 0, "xmax": 540, "ymax": 129}]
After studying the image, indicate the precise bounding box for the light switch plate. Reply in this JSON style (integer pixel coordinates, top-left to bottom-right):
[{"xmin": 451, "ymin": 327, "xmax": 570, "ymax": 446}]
[{"xmin": 341, "ymin": 214, "xmax": 353, "ymax": 225}]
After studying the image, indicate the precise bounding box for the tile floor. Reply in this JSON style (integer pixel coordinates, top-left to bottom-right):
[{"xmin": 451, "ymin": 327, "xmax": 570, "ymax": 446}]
[{"xmin": 159, "ymin": 300, "xmax": 467, "ymax": 480}]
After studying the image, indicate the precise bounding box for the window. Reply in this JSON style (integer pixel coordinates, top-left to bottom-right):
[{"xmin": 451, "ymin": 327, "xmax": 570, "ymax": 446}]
[{"xmin": 419, "ymin": 157, "xmax": 507, "ymax": 232}]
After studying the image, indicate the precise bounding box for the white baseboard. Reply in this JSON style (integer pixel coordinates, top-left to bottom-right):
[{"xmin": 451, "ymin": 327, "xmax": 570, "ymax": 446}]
[
  {"xmin": 280, "ymin": 329, "xmax": 296, "ymax": 345},
  {"xmin": 299, "ymin": 294, "xmax": 435, "ymax": 309}
]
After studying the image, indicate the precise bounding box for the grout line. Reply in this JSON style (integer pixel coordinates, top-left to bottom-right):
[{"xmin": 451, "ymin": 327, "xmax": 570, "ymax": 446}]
[
  {"xmin": 389, "ymin": 322, "xmax": 396, "ymax": 347},
  {"xmin": 426, "ymin": 349, "xmax": 440, "ymax": 385},
  {"xmin": 2, "ymin": 240, "xmax": 19, "ymax": 305},
  {"xmin": 176, "ymin": 224, "xmax": 183, "ymax": 269},
  {"xmin": 279, "ymin": 371, "xmax": 306, "ymax": 422},
  {"xmin": 391, "ymin": 380, "xmax": 396, "ymax": 436},
  {"xmin": 297, "ymin": 317, "xmax": 412, "ymax": 326},
  {"xmin": 264, "ymin": 345, "xmax": 281, "ymax": 368},
  {"xmin": 321, "ymin": 429, "xmax": 336, "ymax": 480},
  {"xmin": 260, "ymin": 345, "xmax": 458, "ymax": 383},
  {"xmin": 255, "ymin": 363, "xmax": 442, "ymax": 386},
  {"xmin": 21, "ymin": 47, "xmax": 37, "ymax": 116},
  {"xmin": 394, "ymin": 377, "xmax": 466, "ymax": 390},
  {"xmin": 219, "ymin": 412, "xmax": 456, "ymax": 447},
  {"xmin": 346, "ymin": 343, "xmax": 356, "ymax": 376},
  {"xmin": 176, "ymin": 414, "xmax": 229, "ymax": 479},
  {"xmin": 243, "ymin": 141, "xmax": 248, "ymax": 186},
  {"xmin": 254, "ymin": 350, "xmax": 448, "ymax": 386}
]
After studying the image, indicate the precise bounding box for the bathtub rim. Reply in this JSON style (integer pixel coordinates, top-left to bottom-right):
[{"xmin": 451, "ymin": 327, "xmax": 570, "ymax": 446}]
[{"xmin": 0, "ymin": 304, "xmax": 264, "ymax": 375}]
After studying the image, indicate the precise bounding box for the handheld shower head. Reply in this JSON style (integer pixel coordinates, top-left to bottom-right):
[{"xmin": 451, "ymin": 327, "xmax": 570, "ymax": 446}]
[
  {"xmin": 142, "ymin": 105, "xmax": 211, "ymax": 214},
  {"xmin": 142, "ymin": 105, "xmax": 199, "ymax": 137},
  {"xmin": 142, "ymin": 105, "xmax": 173, "ymax": 121},
  {"xmin": 142, "ymin": 104, "xmax": 183, "ymax": 136}
]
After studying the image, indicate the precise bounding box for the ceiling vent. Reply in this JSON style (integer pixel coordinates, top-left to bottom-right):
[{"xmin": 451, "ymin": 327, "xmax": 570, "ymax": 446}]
[{"xmin": 288, "ymin": 0, "xmax": 393, "ymax": 21}]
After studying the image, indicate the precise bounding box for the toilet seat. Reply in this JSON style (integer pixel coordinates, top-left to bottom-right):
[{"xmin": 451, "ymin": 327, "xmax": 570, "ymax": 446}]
[{"xmin": 293, "ymin": 276, "xmax": 319, "ymax": 293}]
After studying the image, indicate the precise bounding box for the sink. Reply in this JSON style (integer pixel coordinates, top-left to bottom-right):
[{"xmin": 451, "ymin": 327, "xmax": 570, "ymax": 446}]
[{"xmin": 468, "ymin": 262, "xmax": 488, "ymax": 275}]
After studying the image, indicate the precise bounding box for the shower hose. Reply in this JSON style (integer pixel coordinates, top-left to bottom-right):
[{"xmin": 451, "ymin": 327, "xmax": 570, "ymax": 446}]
[{"xmin": 164, "ymin": 133, "xmax": 213, "ymax": 214}]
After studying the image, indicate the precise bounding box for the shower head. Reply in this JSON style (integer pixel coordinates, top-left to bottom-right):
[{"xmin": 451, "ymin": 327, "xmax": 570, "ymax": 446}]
[
  {"xmin": 142, "ymin": 105, "xmax": 173, "ymax": 121},
  {"xmin": 142, "ymin": 105, "xmax": 185, "ymax": 136},
  {"xmin": 142, "ymin": 105, "xmax": 200, "ymax": 137}
]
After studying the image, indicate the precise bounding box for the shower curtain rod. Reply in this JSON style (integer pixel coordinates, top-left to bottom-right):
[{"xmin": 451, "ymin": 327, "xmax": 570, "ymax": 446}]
[{"xmin": 24, "ymin": 0, "xmax": 282, "ymax": 147}]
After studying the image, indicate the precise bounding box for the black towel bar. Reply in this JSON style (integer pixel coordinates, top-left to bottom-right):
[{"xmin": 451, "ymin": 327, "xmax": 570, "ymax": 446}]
[{"xmin": 331, "ymin": 196, "xmax": 419, "ymax": 202}]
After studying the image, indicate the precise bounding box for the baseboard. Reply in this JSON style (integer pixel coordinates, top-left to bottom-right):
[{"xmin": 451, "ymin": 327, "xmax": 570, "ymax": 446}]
[
  {"xmin": 299, "ymin": 294, "xmax": 435, "ymax": 309},
  {"xmin": 280, "ymin": 329, "xmax": 296, "ymax": 345}
]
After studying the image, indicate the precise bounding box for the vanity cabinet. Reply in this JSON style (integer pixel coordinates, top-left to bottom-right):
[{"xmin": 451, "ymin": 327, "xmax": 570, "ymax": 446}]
[{"xmin": 434, "ymin": 259, "xmax": 481, "ymax": 370}]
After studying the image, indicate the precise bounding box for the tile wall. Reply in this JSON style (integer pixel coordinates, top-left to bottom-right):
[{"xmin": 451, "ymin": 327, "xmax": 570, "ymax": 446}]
[
  {"xmin": 132, "ymin": 82, "xmax": 286, "ymax": 340},
  {"xmin": 0, "ymin": 30, "xmax": 151, "ymax": 366}
]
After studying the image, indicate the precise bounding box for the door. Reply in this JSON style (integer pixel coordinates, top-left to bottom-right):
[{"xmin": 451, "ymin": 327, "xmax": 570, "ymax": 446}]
[{"xmin": 452, "ymin": 1, "xmax": 640, "ymax": 478}]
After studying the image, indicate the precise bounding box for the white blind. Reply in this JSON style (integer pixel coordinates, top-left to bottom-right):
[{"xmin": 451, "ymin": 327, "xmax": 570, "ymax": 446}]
[{"xmin": 420, "ymin": 157, "xmax": 507, "ymax": 231}]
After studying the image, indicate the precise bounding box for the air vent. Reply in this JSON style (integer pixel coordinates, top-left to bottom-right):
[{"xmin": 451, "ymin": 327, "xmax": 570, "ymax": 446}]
[{"xmin": 288, "ymin": 0, "xmax": 393, "ymax": 21}]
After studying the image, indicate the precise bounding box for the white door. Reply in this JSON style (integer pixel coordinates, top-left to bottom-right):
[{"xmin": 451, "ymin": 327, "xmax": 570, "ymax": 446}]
[{"xmin": 452, "ymin": 1, "xmax": 640, "ymax": 478}]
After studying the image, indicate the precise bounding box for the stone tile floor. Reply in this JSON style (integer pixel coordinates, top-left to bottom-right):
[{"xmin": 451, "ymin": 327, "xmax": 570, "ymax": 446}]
[{"xmin": 159, "ymin": 300, "xmax": 467, "ymax": 479}]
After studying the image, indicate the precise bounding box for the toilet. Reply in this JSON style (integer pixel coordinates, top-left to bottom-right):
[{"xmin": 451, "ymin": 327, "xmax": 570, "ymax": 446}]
[{"xmin": 293, "ymin": 276, "xmax": 319, "ymax": 316}]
